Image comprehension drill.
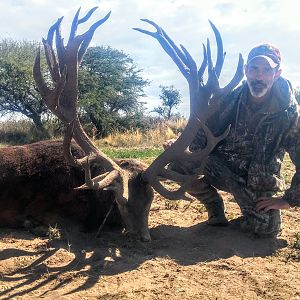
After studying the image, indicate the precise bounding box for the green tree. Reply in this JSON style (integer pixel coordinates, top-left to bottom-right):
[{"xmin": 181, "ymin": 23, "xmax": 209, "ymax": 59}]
[
  {"xmin": 0, "ymin": 41, "xmax": 149, "ymax": 139},
  {"xmin": 0, "ymin": 39, "xmax": 49, "ymax": 137},
  {"xmin": 153, "ymin": 85, "xmax": 182, "ymax": 120},
  {"xmin": 79, "ymin": 46, "xmax": 149, "ymax": 137}
]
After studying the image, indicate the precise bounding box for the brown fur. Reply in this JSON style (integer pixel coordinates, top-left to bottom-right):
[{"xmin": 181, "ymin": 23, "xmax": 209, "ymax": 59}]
[{"xmin": 0, "ymin": 140, "xmax": 153, "ymax": 238}]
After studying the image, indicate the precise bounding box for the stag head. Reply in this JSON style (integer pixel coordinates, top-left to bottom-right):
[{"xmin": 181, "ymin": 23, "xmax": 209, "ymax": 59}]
[{"xmin": 33, "ymin": 8, "xmax": 243, "ymax": 242}]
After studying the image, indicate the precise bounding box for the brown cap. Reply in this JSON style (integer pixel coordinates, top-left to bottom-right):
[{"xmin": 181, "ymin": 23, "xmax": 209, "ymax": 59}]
[{"xmin": 247, "ymin": 44, "xmax": 281, "ymax": 68}]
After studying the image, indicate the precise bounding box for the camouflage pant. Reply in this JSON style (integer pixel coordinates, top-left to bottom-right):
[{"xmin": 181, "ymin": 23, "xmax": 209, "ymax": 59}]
[{"xmin": 185, "ymin": 155, "xmax": 281, "ymax": 237}]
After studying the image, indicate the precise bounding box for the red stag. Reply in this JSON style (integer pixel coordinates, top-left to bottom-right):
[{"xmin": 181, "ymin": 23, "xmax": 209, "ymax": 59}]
[{"xmin": 1, "ymin": 7, "xmax": 243, "ymax": 242}]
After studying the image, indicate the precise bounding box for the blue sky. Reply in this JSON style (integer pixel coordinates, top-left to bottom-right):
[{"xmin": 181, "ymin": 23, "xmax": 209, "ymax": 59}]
[{"xmin": 0, "ymin": 0, "xmax": 299, "ymax": 117}]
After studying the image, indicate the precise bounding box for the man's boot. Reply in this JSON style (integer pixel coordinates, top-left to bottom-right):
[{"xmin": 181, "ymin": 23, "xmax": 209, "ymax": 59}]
[
  {"xmin": 189, "ymin": 177, "xmax": 229, "ymax": 226},
  {"xmin": 203, "ymin": 198, "xmax": 228, "ymax": 226}
]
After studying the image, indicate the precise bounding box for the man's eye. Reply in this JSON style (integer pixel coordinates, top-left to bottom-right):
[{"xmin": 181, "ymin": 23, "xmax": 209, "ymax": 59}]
[{"xmin": 264, "ymin": 68, "xmax": 273, "ymax": 74}]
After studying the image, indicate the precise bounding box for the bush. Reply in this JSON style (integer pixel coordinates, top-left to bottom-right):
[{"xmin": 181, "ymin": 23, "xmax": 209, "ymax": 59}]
[
  {"xmin": 0, "ymin": 116, "xmax": 188, "ymax": 147},
  {"xmin": 97, "ymin": 117, "xmax": 187, "ymax": 148},
  {"xmin": 0, "ymin": 120, "xmax": 35, "ymax": 144}
]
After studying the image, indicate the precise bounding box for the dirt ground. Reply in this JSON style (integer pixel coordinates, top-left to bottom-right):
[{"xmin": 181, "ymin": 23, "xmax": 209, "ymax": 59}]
[{"xmin": 0, "ymin": 190, "xmax": 299, "ymax": 300}]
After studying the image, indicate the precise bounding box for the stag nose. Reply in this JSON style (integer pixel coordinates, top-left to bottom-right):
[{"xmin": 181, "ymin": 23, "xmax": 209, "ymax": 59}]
[
  {"xmin": 140, "ymin": 234, "xmax": 151, "ymax": 242},
  {"xmin": 140, "ymin": 228, "xmax": 151, "ymax": 242}
]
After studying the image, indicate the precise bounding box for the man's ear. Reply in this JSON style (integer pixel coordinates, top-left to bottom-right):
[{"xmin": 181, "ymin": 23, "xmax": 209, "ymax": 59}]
[{"xmin": 274, "ymin": 68, "xmax": 282, "ymax": 80}]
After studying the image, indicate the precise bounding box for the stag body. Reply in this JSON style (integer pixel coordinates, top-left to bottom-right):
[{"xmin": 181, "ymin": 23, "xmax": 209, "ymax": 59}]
[{"xmin": 0, "ymin": 140, "xmax": 153, "ymax": 238}]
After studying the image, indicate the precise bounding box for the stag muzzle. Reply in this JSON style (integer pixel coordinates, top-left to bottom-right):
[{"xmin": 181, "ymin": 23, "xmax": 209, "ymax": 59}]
[{"xmin": 115, "ymin": 173, "xmax": 154, "ymax": 242}]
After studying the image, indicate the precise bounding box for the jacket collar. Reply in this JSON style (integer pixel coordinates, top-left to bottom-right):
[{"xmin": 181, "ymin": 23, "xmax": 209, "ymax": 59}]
[{"xmin": 239, "ymin": 76, "xmax": 296, "ymax": 115}]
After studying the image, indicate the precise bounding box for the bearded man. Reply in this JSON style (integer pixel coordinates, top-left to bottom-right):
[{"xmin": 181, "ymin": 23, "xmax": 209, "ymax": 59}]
[{"xmin": 172, "ymin": 44, "xmax": 300, "ymax": 237}]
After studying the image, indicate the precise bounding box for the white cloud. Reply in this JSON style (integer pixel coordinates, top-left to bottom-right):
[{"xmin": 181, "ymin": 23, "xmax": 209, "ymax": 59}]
[{"xmin": 0, "ymin": 0, "xmax": 299, "ymax": 118}]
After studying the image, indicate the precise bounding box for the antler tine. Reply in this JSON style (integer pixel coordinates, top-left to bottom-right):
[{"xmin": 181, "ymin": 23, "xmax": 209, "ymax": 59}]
[
  {"xmin": 74, "ymin": 168, "xmax": 120, "ymax": 191},
  {"xmin": 180, "ymin": 44, "xmax": 198, "ymax": 75},
  {"xmin": 78, "ymin": 11, "xmax": 112, "ymax": 63},
  {"xmin": 34, "ymin": 8, "xmax": 128, "ymax": 205},
  {"xmin": 184, "ymin": 122, "xmax": 231, "ymax": 162},
  {"xmin": 206, "ymin": 38, "xmax": 213, "ymax": 73},
  {"xmin": 198, "ymin": 43, "xmax": 207, "ymax": 81},
  {"xmin": 63, "ymin": 121, "xmax": 127, "ymax": 199},
  {"xmin": 150, "ymin": 179, "xmax": 193, "ymax": 201},
  {"xmin": 46, "ymin": 17, "xmax": 63, "ymax": 46},
  {"xmin": 133, "ymin": 20, "xmax": 191, "ymax": 80},
  {"xmin": 68, "ymin": 7, "xmax": 81, "ymax": 46},
  {"xmin": 205, "ymin": 38, "xmax": 221, "ymax": 97},
  {"xmin": 63, "ymin": 121, "xmax": 91, "ymax": 168},
  {"xmin": 33, "ymin": 51, "xmax": 52, "ymax": 101},
  {"xmin": 50, "ymin": 18, "xmax": 66, "ymax": 75},
  {"xmin": 78, "ymin": 6, "xmax": 98, "ymax": 24},
  {"xmin": 33, "ymin": 51, "xmax": 67, "ymax": 116},
  {"xmin": 63, "ymin": 126, "xmax": 121, "ymax": 193},
  {"xmin": 209, "ymin": 20, "xmax": 224, "ymax": 78},
  {"xmin": 42, "ymin": 39, "xmax": 60, "ymax": 83},
  {"xmin": 160, "ymin": 27, "xmax": 189, "ymax": 67},
  {"xmin": 138, "ymin": 20, "xmax": 243, "ymax": 200},
  {"xmin": 41, "ymin": 18, "xmax": 64, "ymax": 83}
]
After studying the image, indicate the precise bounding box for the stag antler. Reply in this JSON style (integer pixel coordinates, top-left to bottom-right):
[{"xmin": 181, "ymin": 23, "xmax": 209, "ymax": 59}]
[
  {"xmin": 33, "ymin": 7, "xmax": 129, "ymax": 206},
  {"xmin": 133, "ymin": 20, "xmax": 244, "ymax": 200}
]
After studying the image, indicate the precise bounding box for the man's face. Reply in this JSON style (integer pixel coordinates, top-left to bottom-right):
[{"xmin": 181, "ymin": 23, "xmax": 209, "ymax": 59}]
[{"xmin": 245, "ymin": 57, "xmax": 281, "ymax": 99}]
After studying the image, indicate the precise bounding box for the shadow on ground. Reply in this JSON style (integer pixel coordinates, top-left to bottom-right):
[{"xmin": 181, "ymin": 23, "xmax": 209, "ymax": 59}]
[{"xmin": 0, "ymin": 221, "xmax": 287, "ymax": 299}]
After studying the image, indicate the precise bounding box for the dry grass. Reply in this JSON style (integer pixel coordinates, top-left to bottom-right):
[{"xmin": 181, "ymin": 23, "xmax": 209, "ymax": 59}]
[
  {"xmin": 0, "ymin": 118, "xmax": 187, "ymax": 148},
  {"xmin": 97, "ymin": 118, "xmax": 187, "ymax": 148}
]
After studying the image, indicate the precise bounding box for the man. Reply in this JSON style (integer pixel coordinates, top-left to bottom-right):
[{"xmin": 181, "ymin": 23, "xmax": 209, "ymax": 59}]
[{"xmin": 176, "ymin": 44, "xmax": 300, "ymax": 237}]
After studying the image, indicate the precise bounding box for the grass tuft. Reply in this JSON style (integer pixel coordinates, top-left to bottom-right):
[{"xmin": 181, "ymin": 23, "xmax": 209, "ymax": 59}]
[
  {"xmin": 47, "ymin": 224, "xmax": 61, "ymax": 241},
  {"xmin": 291, "ymin": 232, "xmax": 300, "ymax": 250}
]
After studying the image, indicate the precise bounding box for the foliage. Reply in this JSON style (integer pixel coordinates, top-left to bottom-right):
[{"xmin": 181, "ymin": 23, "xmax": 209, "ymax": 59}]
[
  {"xmin": 0, "ymin": 119, "xmax": 44, "ymax": 145},
  {"xmin": 0, "ymin": 117, "xmax": 66, "ymax": 145},
  {"xmin": 0, "ymin": 41, "xmax": 149, "ymax": 140},
  {"xmin": 152, "ymin": 85, "xmax": 182, "ymax": 119},
  {"xmin": 79, "ymin": 46, "xmax": 149, "ymax": 137},
  {"xmin": 0, "ymin": 39, "xmax": 49, "ymax": 137}
]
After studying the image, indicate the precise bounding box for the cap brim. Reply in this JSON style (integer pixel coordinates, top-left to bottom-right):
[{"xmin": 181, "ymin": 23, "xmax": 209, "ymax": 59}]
[{"xmin": 247, "ymin": 55, "xmax": 278, "ymax": 68}]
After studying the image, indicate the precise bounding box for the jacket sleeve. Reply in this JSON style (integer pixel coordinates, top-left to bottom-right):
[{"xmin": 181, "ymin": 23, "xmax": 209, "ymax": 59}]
[{"xmin": 282, "ymin": 107, "xmax": 300, "ymax": 207}]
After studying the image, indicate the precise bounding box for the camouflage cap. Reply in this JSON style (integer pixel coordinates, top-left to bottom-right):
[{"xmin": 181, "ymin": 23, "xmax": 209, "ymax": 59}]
[{"xmin": 247, "ymin": 44, "xmax": 281, "ymax": 68}]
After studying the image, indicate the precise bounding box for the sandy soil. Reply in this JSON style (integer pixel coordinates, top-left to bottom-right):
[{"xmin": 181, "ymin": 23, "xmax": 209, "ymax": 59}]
[{"xmin": 0, "ymin": 191, "xmax": 300, "ymax": 300}]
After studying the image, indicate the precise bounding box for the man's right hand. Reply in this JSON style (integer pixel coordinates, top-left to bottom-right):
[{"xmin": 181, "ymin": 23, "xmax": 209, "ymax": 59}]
[{"xmin": 255, "ymin": 196, "xmax": 291, "ymax": 212}]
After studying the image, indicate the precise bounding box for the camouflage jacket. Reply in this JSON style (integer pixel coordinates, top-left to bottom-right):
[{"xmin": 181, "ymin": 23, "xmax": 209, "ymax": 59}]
[{"xmin": 191, "ymin": 76, "xmax": 300, "ymax": 207}]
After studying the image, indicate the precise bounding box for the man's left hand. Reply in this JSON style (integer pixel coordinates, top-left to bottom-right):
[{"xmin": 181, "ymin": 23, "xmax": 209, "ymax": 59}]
[{"xmin": 255, "ymin": 196, "xmax": 291, "ymax": 212}]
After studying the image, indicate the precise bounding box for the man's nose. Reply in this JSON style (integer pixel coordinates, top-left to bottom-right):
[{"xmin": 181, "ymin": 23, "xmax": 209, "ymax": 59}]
[{"xmin": 255, "ymin": 70, "xmax": 264, "ymax": 80}]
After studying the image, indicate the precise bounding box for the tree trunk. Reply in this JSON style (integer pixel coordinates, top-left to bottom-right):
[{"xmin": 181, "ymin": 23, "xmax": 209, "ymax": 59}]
[
  {"xmin": 31, "ymin": 114, "xmax": 50, "ymax": 139},
  {"xmin": 88, "ymin": 112, "xmax": 107, "ymax": 138}
]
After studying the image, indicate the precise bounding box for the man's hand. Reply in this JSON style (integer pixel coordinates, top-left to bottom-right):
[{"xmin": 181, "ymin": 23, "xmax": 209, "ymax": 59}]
[{"xmin": 255, "ymin": 196, "xmax": 291, "ymax": 212}]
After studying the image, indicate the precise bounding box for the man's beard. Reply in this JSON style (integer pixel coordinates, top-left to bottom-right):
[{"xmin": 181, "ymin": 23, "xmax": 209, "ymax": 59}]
[{"xmin": 247, "ymin": 80, "xmax": 270, "ymax": 98}]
